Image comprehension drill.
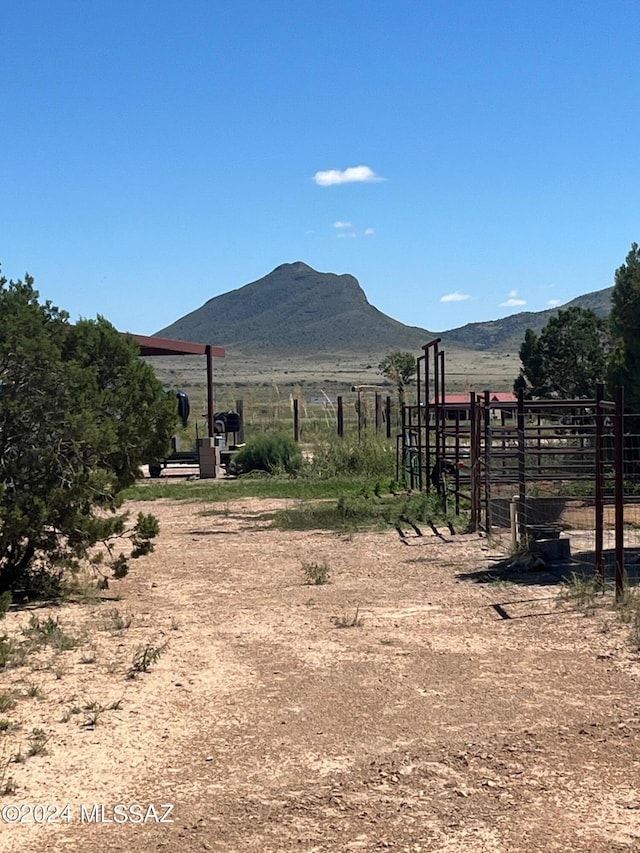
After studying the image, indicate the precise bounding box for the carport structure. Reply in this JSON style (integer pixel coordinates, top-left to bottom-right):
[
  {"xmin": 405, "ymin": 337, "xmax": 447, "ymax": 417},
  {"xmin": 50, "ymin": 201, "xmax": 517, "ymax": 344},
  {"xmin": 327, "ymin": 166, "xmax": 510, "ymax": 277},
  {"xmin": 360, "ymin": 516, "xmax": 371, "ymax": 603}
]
[{"xmin": 127, "ymin": 334, "xmax": 226, "ymax": 438}]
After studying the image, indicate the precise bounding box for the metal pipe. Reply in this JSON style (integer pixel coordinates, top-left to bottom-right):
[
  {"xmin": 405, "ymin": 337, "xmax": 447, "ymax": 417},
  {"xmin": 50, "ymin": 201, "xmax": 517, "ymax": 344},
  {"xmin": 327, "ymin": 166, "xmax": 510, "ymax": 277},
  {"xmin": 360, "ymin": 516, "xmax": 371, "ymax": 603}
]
[
  {"xmin": 595, "ymin": 382, "xmax": 605, "ymax": 584},
  {"xmin": 615, "ymin": 385, "xmax": 625, "ymax": 601},
  {"xmin": 484, "ymin": 389, "xmax": 492, "ymax": 531},
  {"xmin": 206, "ymin": 344, "xmax": 215, "ymax": 439},
  {"xmin": 510, "ymin": 495, "xmax": 519, "ymax": 550},
  {"xmin": 416, "ymin": 355, "xmax": 424, "ymax": 489},
  {"xmin": 470, "ymin": 391, "xmax": 478, "ymax": 531},
  {"xmin": 517, "ymin": 386, "xmax": 526, "ymax": 539}
]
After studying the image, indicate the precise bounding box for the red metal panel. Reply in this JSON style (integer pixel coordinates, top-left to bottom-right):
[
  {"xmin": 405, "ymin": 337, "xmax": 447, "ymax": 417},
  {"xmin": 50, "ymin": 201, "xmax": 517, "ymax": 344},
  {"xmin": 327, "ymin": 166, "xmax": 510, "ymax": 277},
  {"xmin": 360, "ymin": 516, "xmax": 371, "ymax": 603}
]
[{"xmin": 127, "ymin": 333, "xmax": 225, "ymax": 358}]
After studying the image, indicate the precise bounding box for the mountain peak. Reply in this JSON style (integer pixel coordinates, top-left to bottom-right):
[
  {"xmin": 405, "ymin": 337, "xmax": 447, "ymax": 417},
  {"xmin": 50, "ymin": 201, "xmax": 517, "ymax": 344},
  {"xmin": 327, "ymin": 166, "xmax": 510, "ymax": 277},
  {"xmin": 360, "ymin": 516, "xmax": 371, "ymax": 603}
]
[
  {"xmin": 156, "ymin": 263, "xmax": 430, "ymax": 354},
  {"xmin": 272, "ymin": 261, "xmax": 313, "ymax": 274}
]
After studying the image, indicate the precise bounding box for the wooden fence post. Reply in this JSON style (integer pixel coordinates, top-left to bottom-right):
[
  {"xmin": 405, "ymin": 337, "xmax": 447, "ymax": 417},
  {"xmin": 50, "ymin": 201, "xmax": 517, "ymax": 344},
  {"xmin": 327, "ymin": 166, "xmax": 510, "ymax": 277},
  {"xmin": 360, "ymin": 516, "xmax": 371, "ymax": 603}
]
[{"xmin": 293, "ymin": 398, "xmax": 300, "ymax": 443}]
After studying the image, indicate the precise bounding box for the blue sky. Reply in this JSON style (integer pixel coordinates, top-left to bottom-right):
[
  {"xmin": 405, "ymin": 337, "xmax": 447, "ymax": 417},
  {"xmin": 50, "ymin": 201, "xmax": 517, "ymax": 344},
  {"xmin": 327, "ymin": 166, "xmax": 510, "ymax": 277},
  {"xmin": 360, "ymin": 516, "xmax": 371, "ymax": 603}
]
[{"xmin": 2, "ymin": 0, "xmax": 639, "ymax": 338}]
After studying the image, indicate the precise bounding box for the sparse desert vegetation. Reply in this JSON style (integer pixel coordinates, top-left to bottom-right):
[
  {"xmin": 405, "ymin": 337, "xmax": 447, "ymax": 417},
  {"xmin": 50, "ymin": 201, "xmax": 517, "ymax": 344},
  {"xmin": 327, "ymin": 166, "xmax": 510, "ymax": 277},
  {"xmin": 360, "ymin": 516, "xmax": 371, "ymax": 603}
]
[{"xmin": 1, "ymin": 495, "xmax": 640, "ymax": 852}]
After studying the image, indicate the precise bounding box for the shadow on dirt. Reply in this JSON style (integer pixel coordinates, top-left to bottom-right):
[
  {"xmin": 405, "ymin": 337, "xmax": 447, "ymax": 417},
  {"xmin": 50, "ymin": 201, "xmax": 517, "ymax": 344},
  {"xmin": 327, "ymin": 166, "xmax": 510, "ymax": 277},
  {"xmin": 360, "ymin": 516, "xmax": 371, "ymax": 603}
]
[
  {"xmin": 188, "ymin": 529, "xmax": 240, "ymax": 536},
  {"xmin": 457, "ymin": 547, "xmax": 640, "ymax": 588}
]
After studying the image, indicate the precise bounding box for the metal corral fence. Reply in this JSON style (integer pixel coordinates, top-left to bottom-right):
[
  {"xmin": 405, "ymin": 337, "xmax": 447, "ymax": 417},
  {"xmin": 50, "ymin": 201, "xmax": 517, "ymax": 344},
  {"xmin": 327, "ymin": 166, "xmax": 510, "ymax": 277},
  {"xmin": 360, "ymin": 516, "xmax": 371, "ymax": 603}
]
[
  {"xmin": 398, "ymin": 337, "xmax": 640, "ymax": 599},
  {"xmin": 469, "ymin": 387, "xmax": 640, "ymax": 591}
]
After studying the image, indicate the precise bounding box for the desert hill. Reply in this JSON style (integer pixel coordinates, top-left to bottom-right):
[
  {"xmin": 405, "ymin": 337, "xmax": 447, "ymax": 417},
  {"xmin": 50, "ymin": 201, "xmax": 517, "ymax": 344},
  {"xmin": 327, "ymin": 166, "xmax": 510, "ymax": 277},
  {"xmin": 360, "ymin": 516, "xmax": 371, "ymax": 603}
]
[
  {"xmin": 156, "ymin": 262, "xmax": 432, "ymax": 355},
  {"xmin": 156, "ymin": 262, "xmax": 613, "ymax": 355},
  {"xmin": 442, "ymin": 287, "xmax": 613, "ymax": 351}
]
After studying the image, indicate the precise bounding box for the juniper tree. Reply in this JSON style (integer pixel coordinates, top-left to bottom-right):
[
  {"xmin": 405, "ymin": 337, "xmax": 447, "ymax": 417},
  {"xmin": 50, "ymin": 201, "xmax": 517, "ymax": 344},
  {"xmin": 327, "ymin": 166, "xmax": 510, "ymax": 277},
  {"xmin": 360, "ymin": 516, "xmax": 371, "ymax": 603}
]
[
  {"xmin": 515, "ymin": 307, "xmax": 610, "ymax": 399},
  {"xmin": 608, "ymin": 242, "xmax": 640, "ymax": 412},
  {"xmin": 0, "ymin": 274, "xmax": 175, "ymax": 597}
]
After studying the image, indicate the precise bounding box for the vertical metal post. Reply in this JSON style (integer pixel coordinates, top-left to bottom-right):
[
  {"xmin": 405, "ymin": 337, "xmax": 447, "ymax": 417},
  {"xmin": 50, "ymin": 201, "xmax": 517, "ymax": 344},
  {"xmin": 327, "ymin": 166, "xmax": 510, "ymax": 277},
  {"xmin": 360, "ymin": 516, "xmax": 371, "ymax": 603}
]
[
  {"xmin": 454, "ymin": 408, "xmax": 461, "ymax": 515},
  {"xmin": 615, "ymin": 386, "xmax": 625, "ymax": 601},
  {"xmin": 206, "ymin": 344, "xmax": 215, "ymax": 438},
  {"xmin": 517, "ymin": 386, "xmax": 526, "ymax": 540},
  {"xmin": 416, "ymin": 355, "xmax": 423, "ymax": 488},
  {"xmin": 470, "ymin": 391, "xmax": 478, "ymax": 530},
  {"xmin": 375, "ymin": 392, "xmax": 381, "ymax": 432},
  {"xmin": 439, "ymin": 349, "xmax": 446, "ymax": 467},
  {"xmin": 433, "ymin": 341, "xmax": 440, "ymax": 480},
  {"xmin": 337, "ymin": 396, "xmax": 344, "ymax": 438},
  {"xmin": 385, "ymin": 396, "xmax": 392, "ymax": 440},
  {"xmin": 537, "ymin": 412, "xmax": 542, "ymax": 474},
  {"xmin": 400, "ymin": 400, "xmax": 408, "ymax": 486},
  {"xmin": 425, "ymin": 347, "xmax": 431, "ymax": 492},
  {"xmin": 510, "ymin": 496, "xmax": 519, "ymax": 550},
  {"xmin": 293, "ymin": 398, "xmax": 300, "ymax": 442},
  {"xmin": 594, "ymin": 383, "xmax": 605, "ymax": 584},
  {"xmin": 421, "ymin": 339, "xmax": 442, "ymax": 494},
  {"xmin": 483, "ymin": 390, "xmax": 492, "ymax": 531}
]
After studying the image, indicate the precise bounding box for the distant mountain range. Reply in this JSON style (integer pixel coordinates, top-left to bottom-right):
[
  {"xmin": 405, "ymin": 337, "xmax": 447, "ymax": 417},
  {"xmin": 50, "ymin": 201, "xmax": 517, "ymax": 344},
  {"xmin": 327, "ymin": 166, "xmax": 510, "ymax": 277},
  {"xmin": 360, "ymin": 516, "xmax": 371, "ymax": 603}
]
[
  {"xmin": 442, "ymin": 286, "xmax": 613, "ymax": 351},
  {"xmin": 156, "ymin": 262, "xmax": 613, "ymax": 355}
]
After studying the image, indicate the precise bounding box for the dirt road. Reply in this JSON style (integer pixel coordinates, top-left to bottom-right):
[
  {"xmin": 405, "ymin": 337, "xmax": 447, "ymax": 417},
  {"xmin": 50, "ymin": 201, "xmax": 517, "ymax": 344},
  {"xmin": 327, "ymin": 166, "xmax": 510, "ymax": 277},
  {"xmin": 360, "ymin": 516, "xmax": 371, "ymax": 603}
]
[{"xmin": 2, "ymin": 498, "xmax": 639, "ymax": 852}]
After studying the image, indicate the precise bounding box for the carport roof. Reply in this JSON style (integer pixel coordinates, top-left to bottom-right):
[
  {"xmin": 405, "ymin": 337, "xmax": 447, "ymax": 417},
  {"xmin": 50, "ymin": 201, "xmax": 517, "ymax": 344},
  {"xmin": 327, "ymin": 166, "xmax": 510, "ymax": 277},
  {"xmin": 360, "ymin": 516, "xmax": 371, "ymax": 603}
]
[{"xmin": 128, "ymin": 334, "xmax": 225, "ymax": 358}]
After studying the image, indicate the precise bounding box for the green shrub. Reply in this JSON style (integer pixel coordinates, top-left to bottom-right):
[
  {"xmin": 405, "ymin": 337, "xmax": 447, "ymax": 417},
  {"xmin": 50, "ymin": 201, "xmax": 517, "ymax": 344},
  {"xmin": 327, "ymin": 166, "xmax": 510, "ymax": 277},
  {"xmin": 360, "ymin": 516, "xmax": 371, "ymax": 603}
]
[
  {"xmin": 0, "ymin": 638, "xmax": 15, "ymax": 669},
  {"xmin": 128, "ymin": 643, "xmax": 166, "ymax": 678},
  {"xmin": 233, "ymin": 432, "xmax": 303, "ymax": 476},
  {"xmin": 22, "ymin": 615, "xmax": 80, "ymax": 651},
  {"xmin": 309, "ymin": 435, "xmax": 395, "ymax": 480}
]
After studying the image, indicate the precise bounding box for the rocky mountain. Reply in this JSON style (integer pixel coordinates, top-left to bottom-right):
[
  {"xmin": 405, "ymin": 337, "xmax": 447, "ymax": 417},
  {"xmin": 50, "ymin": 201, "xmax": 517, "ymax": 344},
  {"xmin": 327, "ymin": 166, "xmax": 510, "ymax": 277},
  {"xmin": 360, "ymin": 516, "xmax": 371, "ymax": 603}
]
[{"xmin": 156, "ymin": 262, "xmax": 614, "ymax": 355}]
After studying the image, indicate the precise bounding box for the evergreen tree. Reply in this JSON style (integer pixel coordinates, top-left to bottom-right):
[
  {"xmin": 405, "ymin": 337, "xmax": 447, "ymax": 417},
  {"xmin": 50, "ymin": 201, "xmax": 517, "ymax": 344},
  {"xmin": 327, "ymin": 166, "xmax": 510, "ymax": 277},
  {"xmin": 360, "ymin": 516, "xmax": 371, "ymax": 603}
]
[
  {"xmin": 0, "ymin": 274, "xmax": 176, "ymax": 597},
  {"xmin": 608, "ymin": 242, "xmax": 640, "ymax": 411},
  {"xmin": 515, "ymin": 307, "xmax": 609, "ymax": 399}
]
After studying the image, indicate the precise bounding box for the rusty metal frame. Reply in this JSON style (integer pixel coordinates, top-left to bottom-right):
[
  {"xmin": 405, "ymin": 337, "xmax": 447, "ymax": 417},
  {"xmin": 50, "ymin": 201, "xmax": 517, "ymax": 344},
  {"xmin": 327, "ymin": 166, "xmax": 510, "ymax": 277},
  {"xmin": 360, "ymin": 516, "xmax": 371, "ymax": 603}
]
[{"xmin": 126, "ymin": 334, "xmax": 225, "ymax": 439}]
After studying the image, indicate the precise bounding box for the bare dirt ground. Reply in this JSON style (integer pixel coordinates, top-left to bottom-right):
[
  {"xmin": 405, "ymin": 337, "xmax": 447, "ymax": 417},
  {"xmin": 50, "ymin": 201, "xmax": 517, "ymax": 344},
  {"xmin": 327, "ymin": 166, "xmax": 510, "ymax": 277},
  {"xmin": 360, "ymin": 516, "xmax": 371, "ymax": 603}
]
[{"xmin": 2, "ymin": 495, "xmax": 640, "ymax": 853}]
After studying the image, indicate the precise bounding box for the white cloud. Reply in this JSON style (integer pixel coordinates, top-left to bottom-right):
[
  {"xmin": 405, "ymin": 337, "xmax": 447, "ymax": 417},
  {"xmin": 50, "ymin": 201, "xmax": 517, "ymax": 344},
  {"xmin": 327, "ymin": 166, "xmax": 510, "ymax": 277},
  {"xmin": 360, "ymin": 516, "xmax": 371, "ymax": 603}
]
[
  {"xmin": 313, "ymin": 165, "xmax": 385, "ymax": 186},
  {"xmin": 547, "ymin": 298, "xmax": 562, "ymax": 307},
  {"xmin": 500, "ymin": 289, "xmax": 526, "ymax": 308},
  {"xmin": 331, "ymin": 221, "xmax": 374, "ymax": 237},
  {"xmin": 440, "ymin": 291, "xmax": 471, "ymax": 303}
]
